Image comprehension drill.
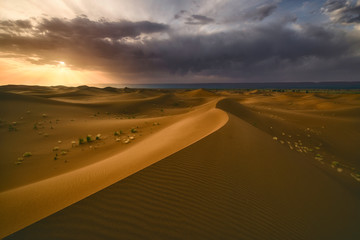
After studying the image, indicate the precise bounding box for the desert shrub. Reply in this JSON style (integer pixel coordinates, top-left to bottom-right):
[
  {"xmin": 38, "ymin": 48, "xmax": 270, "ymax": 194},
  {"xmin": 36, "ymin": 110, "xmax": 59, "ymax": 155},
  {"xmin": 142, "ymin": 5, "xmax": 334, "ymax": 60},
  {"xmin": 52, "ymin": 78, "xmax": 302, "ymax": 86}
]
[
  {"xmin": 15, "ymin": 157, "xmax": 24, "ymax": 165},
  {"xmin": 96, "ymin": 134, "xmax": 101, "ymax": 140},
  {"xmin": 79, "ymin": 138, "xmax": 85, "ymax": 145},
  {"xmin": 23, "ymin": 152, "xmax": 32, "ymax": 157},
  {"xmin": 131, "ymin": 128, "xmax": 138, "ymax": 133},
  {"xmin": 86, "ymin": 135, "xmax": 92, "ymax": 142},
  {"xmin": 332, "ymin": 161, "xmax": 340, "ymax": 167},
  {"xmin": 8, "ymin": 124, "xmax": 17, "ymax": 131},
  {"xmin": 114, "ymin": 130, "xmax": 123, "ymax": 136}
]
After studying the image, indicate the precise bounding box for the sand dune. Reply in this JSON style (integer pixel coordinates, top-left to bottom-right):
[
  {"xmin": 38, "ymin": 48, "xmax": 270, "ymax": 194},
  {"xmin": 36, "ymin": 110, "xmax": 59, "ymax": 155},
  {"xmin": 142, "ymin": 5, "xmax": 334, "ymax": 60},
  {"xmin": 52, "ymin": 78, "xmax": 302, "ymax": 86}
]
[
  {"xmin": 1, "ymin": 86, "xmax": 360, "ymax": 239},
  {"xmin": 0, "ymin": 86, "xmax": 214, "ymax": 191},
  {"xmin": 0, "ymin": 87, "xmax": 227, "ymax": 238},
  {"xmin": 183, "ymin": 88, "xmax": 217, "ymax": 97}
]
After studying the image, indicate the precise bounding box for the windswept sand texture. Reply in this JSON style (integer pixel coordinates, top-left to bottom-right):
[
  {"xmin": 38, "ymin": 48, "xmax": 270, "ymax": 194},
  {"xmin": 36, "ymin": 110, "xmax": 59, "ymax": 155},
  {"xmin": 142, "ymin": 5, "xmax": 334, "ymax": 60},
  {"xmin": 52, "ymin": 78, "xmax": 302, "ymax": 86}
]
[{"xmin": 1, "ymin": 86, "xmax": 360, "ymax": 239}]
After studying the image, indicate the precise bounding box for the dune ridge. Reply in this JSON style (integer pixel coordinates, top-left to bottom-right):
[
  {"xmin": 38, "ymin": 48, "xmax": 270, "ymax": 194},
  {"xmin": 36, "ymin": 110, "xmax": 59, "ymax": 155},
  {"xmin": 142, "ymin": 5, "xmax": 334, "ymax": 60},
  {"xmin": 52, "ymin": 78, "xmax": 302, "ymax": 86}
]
[
  {"xmin": 0, "ymin": 102, "xmax": 228, "ymax": 238},
  {"xmin": 2, "ymin": 86, "xmax": 360, "ymax": 239},
  {"xmin": 6, "ymin": 98, "xmax": 360, "ymax": 239},
  {"xmin": 0, "ymin": 86, "xmax": 216, "ymax": 191}
]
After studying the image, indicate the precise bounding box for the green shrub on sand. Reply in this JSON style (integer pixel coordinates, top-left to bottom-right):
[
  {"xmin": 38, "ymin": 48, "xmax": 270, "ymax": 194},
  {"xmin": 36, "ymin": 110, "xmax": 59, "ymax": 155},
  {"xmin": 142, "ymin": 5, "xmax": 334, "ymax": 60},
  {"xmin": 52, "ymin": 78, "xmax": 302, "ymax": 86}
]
[
  {"xmin": 96, "ymin": 134, "xmax": 101, "ymax": 140},
  {"xmin": 23, "ymin": 152, "xmax": 32, "ymax": 157}
]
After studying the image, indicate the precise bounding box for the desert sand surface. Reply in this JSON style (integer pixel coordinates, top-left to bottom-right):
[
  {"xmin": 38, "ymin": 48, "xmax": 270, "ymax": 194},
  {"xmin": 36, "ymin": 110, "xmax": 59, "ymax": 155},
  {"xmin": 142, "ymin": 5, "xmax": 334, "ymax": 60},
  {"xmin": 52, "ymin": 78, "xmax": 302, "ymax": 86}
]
[{"xmin": 1, "ymin": 85, "xmax": 360, "ymax": 239}]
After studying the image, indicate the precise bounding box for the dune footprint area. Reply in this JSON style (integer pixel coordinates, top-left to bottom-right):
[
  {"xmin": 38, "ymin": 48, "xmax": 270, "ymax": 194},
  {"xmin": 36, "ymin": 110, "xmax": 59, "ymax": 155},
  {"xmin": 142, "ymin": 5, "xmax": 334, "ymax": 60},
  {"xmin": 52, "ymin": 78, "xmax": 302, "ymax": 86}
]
[{"xmin": 1, "ymin": 85, "xmax": 360, "ymax": 240}]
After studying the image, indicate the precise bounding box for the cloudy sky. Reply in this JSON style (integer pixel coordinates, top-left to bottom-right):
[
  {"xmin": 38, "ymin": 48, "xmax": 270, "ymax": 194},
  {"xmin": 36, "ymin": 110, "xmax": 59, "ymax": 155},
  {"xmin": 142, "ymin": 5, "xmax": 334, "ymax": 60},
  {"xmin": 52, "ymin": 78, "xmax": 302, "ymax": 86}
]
[{"xmin": 0, "ymin": 0, "xmax": 360, "ymax": 85}]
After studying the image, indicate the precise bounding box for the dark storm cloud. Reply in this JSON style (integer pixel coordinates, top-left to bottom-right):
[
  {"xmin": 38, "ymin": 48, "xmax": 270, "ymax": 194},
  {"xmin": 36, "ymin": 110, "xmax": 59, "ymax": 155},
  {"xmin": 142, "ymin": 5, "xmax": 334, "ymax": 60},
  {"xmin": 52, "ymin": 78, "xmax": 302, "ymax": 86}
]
[
  {"xmin": 173, "ymin": 10, "xmax": 214, "ymax": 25},
  {"xmin": 40, "ymin": 17, "xmax": 168, "ymax": 38},
  {"xmin": 220, "ymin": 2, "xmax": 278, "ymax": 23},
  {"xmin": 243, "ymin": 3, "xmax": 278, "ymax": 21},
  {"xmin": 342, "ymin": 5, "xmax": 360, "ymax": 23},
  {"xmin": 142, "ymin": 21, "xmax": 356, "ymax": 80},
  {"xmin": 0, "ymin": 16, "xmax": 168, "ymax": 39},
  {"xmin": 174, "ymin": 10, "xmax": 187, "ymax": 19},
  {"xmin": 185, "ymin": 15, "xmax": 215, "ymax": 25},
  {"xmin": 0, "ymin": 15, "xmax": 359, "ymax": 82},
  {"xmin": 323, "ymin": 0, "xmax": 360, "ymax": 23},
  {"xmin": 0, "ymin": 19, "xmax": 32, "ymax": 30},
  {"xmin": 322, "ymin": 0, "xmax": 347, "ymax": 12},
  {"xmin": 0, "ymin": 16, "xmax": 169, "ymax": 69}
]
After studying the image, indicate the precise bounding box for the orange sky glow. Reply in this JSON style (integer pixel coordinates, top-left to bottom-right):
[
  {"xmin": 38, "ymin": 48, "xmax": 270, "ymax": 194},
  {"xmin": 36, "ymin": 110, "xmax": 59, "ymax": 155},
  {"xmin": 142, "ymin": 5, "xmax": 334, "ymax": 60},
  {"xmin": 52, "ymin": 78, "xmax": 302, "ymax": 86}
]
[{"xmin": 0, "ymin": 58, "xmax": 115, "ymax": 86}]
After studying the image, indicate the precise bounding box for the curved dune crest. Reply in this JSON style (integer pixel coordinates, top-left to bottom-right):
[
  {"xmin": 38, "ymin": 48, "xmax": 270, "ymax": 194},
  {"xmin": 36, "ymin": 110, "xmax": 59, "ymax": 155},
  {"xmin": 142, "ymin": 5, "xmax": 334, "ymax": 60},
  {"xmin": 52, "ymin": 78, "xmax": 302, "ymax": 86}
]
[
  {"xmin": 3, "ymin": 87, "xmax": 360, "ymax": 239},
  {"xmin": 0, "ymin": 106, "xmax": 228, "ymax": 238},
  {"xmin": 7, "ymin": 98, "xmax": 360, "ymax": 239}
]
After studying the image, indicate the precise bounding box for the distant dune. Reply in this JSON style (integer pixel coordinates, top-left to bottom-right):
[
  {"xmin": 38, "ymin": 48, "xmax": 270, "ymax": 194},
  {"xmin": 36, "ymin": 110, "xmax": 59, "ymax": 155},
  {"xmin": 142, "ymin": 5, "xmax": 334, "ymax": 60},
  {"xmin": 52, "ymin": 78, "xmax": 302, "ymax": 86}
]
[
  {"xmin": 1, "ymin": 86, "xmax": 360, "ymax": 239},
  {"xmin": 184, "ymin": 88, "xmax": 216, "ymax": 97}
]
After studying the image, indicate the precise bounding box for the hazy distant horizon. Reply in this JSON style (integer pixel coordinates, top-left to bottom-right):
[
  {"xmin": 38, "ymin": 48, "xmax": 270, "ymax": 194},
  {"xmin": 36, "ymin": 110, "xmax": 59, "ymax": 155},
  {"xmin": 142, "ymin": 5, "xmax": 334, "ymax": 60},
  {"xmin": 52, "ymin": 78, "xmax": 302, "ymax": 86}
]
[{"xmin": 2, "ymin": 81, "xmax": 360, "ymax": 90}]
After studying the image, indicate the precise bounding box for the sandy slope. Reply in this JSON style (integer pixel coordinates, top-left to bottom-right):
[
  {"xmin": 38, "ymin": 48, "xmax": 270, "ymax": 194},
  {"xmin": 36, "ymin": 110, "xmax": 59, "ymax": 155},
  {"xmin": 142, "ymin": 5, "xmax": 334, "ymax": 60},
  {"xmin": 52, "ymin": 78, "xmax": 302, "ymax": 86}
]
[
  {"xmin": 6, "ymin": 98, "xmax": 360, "ymax": 240},
  {"xmin": 0, "ymin": 106, "xmax": 227, "ymax": 238},
  {"xmin": 1, "ymin": 87, "xmax": 360, "ymax": 239},
  {"xmin": 0, "ymin": 87, "xmax": 227, "ymax": 238},
  {"xmin": 0, "ymin": 87, "xmax": 212, "ymax": 191}
]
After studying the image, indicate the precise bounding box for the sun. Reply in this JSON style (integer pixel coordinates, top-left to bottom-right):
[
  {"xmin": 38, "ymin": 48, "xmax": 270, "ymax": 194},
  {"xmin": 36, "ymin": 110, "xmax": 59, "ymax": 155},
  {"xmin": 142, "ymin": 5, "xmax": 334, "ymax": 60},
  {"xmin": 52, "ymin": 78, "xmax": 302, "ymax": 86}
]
[{"xmin": 58, "ymin": 61, "xmax": 66, "ymax": 67}]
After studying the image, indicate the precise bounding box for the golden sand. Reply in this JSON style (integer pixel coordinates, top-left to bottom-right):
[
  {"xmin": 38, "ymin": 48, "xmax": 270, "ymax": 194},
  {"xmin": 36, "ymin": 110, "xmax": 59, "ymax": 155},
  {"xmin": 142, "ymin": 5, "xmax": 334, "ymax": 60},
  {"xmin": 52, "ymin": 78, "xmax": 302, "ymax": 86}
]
[{"xmin": 1, "ymin": 86, "xmax": 360, "ymax": 239}]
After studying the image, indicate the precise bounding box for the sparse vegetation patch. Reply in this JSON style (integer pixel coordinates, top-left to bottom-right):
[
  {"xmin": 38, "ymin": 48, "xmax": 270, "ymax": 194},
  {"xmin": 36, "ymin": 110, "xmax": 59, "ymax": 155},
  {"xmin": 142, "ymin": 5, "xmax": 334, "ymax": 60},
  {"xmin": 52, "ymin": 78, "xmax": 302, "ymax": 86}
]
[
  {"xmin": 23, "ymin": 152, "xmax": 32, "ymax": 157},
  {"xmin": 8, "ymin": 124, "xmax": 17, "ymax": 132},
  {"xmin": 96, "ymin": 134, "xmax": 101, "ymax": 140},
  {"xmin": 79, "ymin": 138, "xmax": 85, "ymax": 145}
]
